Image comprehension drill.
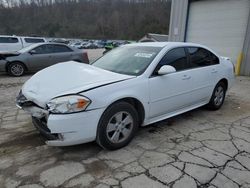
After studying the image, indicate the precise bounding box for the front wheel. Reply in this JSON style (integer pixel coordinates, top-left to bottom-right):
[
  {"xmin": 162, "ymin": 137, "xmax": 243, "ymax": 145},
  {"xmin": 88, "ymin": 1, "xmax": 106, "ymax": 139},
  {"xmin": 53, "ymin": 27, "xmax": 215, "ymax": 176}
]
[
  {"xmin": 96, "ymin": 102, "xmax": 139, "ymax": 150},
  {"xmin": 207, "ymin": 82, "xmax": 226, "ymax": 110},
  {"xmin": 7, "ymin": 62, "xmax": 25, "ymax": 76}
]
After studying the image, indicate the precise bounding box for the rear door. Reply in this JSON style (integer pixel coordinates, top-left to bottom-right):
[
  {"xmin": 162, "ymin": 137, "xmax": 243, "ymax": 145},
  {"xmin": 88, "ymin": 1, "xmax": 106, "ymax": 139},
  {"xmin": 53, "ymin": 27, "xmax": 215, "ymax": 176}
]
[
  {"xmin": 49, "ymin": 44, "xmax": 74, "ymax": 64},
  {"xmin": 185, "ymin": 47, "xmax": 220, "ymax": 102}
]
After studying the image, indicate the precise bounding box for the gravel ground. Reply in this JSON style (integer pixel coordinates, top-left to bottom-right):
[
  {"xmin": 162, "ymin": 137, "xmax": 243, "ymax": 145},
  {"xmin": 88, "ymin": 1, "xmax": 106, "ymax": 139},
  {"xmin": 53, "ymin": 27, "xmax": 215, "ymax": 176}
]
[{"xmin": 0, "ymin": 60, "xmax": 250, "ymax": 187}]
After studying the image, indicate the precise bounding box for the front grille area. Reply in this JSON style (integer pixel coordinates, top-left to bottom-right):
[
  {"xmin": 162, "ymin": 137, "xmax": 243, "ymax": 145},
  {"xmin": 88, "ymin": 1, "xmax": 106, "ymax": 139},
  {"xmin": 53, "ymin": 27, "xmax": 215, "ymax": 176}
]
[{"xmin": 17, "ymin": 91, "xmax": 56, "ymax": 140}]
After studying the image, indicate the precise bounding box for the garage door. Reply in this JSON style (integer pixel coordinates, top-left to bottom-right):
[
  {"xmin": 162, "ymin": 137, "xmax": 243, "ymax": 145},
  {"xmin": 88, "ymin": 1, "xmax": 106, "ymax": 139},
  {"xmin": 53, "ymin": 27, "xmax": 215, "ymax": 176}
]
[{"xmin": 186, "ymin": 0, "xmax": 250, "ymax": 64}]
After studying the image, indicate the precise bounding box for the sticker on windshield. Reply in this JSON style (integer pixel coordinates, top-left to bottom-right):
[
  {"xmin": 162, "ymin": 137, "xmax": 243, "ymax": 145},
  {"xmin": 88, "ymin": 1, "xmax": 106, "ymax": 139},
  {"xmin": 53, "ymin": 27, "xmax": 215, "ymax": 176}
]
[{"xmin": 134, "ymin": 52, "xmax": 154, "ymax": 58}]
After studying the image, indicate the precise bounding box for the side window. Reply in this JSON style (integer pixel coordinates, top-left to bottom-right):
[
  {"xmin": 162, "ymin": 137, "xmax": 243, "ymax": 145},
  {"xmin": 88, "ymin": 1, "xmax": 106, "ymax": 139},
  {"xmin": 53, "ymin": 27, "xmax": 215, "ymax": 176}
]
[
  {"xmin": 24, "ymin": 38, "xmax": 45, "ymax": 43},
  {"xmin": 155, "ymin": 47, "xmax": 188, "ymax": 73},
  {"xmin": 0, "ymin": 37, "xmax": 18, "ymax": 43},
  {"xmin": 32, "ymin": 45, "xmax": 54, "ymax": 54},
  {"xmin": 32, "ymin": 45, "xmax": 47, "ymax": 54},
  {"xmin": 210, "ymin": 52, "xmax": 219, "ymax": 65},
  {"xmin": 187, "ymin": 47, "xmax": 219, "ymax": 67},
  {"xmin": 52, "ymin": 45, "xmax": 73, "ymax": 53}
]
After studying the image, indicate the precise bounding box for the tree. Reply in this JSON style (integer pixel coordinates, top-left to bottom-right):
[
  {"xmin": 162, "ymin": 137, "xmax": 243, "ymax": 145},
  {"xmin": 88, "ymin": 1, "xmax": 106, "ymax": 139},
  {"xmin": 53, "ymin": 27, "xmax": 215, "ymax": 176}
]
[{"xmin": 0, "ymin": 0, "xmax": 171, "ymax": 40}]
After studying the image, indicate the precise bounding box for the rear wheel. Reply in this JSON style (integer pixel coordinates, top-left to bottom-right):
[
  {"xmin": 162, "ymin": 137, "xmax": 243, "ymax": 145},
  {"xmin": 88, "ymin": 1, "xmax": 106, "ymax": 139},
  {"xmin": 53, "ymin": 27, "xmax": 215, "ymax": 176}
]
[
  {"xmin": 7, "ymin": 62, "xmax": 25, "ymax": 76},
  {"xmin": 96, "ymin": 102, "xmax": 139, "ymax": 150},
  {"xmin": 207, "ymin": 82, "xmax": 226, "ymax": 110}
]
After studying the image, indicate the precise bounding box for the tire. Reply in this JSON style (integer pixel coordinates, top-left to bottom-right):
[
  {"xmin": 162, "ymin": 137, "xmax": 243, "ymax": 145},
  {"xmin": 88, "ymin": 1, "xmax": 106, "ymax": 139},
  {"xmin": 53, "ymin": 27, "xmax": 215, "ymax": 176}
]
[
  {"xmin": 207, "ymin": 82, "xmax": 226, "ymax": 110},
  {"xmin": 7, "ymin": 62, "xmax": 25, "ymax": 76},
  {"xmin": 96, "ymin": 102, "xmax": 139, "ymax": 150}
]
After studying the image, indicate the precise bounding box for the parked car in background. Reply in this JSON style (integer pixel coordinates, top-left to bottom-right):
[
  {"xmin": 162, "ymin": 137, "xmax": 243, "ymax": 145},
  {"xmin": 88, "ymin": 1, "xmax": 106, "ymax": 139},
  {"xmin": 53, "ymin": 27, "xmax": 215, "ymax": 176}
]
[
  {"xmin": 83, "ymin": 42, "xmax": 98, "ymax": 49},
  {"xmin": 48, "ymin": 38, "xmax": 69, "ymax": 44},
  {"xmin": 78, "ymin": 42, "xmax": 89, "ymax": 49},
  {"xmin": 0, "ymin": 35, "xmax": 46, "ymax": 52},
  {"xmin": 0, "ymin": 42, "xmax": 89, "ymax": 76},
  {"xmin": 94, "ymin": 41, "xmax": 106, "ymax": 48},
  {"xmin": 70, "ymin": 42, "xmax": 83, "ymax": 49},
  {"xmin": 103, "ymin": 42, "xmax": 120, "ymax": 54},
  {"xmin": 16, "ymin": 42, "xmax": 234, "ymax": 150}
]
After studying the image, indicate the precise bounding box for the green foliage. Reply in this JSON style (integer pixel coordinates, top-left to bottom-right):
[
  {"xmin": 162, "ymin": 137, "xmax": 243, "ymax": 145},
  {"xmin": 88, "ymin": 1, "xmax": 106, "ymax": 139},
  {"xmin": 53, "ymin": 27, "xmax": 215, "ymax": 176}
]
[{"xmin": 0, "ymin": 0, "xmax": 171, "ymax": 40}]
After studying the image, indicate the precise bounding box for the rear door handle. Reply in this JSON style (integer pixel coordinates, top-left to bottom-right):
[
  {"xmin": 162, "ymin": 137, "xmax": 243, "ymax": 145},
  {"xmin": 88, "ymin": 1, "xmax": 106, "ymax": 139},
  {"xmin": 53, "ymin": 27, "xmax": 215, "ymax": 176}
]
[{"xmin": 182, "ymin": 75, "xmax": 191, "ymax": 80}]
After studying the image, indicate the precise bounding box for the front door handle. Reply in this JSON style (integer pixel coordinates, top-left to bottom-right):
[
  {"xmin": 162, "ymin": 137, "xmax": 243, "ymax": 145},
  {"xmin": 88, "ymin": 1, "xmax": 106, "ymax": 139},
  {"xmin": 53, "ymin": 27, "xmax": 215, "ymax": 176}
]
[
  {"xmin": 211, "ymin": 69, "xmax": 218, "ymax": 73},
  {"xmin": 182, "ymin": 75, "xmax": 191, "ymax": 80}
]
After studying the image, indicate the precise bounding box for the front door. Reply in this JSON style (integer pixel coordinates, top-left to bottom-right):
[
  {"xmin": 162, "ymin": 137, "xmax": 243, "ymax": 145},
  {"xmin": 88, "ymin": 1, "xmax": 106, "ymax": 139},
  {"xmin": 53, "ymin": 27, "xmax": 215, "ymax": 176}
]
[
  {"xmin": 149, "ymin": 47, "xmax": 194, "ymax": 119},
  {"xmin": 26, "ymin": 44, "xmax": 54, "ymax": 71}
]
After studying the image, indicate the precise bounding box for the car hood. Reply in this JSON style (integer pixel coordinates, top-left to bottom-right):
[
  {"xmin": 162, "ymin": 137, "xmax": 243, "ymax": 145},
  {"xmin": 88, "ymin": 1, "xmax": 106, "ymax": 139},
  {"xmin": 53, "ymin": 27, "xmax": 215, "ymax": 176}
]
[{"xmin": 22, "ymin": 61, "xmax": 135, "ymax": 107}]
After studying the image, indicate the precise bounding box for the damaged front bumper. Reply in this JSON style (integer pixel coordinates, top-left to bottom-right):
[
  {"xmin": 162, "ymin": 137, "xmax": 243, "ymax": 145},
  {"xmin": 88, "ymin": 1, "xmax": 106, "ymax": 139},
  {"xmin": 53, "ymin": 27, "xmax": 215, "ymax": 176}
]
[
  {"xmin": 16, "ymin": 91, "xmax": 104, "ymax": 146},
  {"xmin": 0, "ymin": 60, "xmax": 7, "ymax": 72},
  {"xmin": 32, "ymin": 117, "xmax": 59, "ymax": 140}
]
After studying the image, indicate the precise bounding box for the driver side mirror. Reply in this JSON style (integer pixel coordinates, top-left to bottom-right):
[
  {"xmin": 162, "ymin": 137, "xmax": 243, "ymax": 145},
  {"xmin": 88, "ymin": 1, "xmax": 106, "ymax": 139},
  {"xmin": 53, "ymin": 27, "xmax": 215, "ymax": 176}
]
[{"xmin": 158, "ymin": 65, "xmax": 176, "ymax": 75}]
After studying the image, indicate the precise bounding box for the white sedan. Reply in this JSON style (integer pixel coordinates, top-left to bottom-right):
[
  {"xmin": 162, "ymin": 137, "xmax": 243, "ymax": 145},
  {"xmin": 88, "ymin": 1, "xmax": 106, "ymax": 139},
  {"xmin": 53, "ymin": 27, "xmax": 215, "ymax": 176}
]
[{"xmin": 16, "ymin": 42, "xmax": 235, "ymax": 150}]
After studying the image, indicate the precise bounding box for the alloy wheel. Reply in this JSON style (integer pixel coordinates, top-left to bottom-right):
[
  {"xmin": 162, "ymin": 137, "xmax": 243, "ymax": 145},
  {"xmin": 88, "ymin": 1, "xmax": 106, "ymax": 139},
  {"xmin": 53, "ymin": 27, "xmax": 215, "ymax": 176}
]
[
  {"xmin": 10, "ymin": 63, "xmax": 24, "ymax": 76},
  {"xmin": 106, "ymin": 111, "xmax": 133, "ymax": 144},
  {"xmin": 214, "ymin": 86, "xmax": 224, "ymax": 106}
]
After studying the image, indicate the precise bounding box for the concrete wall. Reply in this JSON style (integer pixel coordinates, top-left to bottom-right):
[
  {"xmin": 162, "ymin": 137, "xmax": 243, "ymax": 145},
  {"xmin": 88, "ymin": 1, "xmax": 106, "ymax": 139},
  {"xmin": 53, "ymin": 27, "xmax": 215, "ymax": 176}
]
[
  {"xmin": 241, "ymin": 10, "xmax": 250, "ymax": 76},
  {"xmin": 168, "ymin": 0, "xmax": 189, "ymax": 42}
]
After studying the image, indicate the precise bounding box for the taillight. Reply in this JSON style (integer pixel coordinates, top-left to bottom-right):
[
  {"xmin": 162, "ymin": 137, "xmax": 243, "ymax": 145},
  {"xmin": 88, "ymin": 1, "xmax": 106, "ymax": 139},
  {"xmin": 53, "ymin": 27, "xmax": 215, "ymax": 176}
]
[{"xmin": 83, "ymin": 52, "xmax": 89, "ymax": 64}]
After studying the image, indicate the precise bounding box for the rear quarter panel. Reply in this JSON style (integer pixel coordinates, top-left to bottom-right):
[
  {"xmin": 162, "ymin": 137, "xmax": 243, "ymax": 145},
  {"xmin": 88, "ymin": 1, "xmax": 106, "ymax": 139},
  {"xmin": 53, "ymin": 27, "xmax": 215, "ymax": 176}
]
[{"xmin": 219, "ymin": 57, "xmax": 235, "ymax": 89}]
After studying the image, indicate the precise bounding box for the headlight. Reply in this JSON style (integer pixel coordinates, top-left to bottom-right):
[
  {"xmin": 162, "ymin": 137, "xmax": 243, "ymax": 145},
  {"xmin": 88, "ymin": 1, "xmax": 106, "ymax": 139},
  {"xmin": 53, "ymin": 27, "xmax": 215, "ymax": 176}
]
[{"xmin": 47, "ymin": 95, "xmax": 91, "ymax": 114}]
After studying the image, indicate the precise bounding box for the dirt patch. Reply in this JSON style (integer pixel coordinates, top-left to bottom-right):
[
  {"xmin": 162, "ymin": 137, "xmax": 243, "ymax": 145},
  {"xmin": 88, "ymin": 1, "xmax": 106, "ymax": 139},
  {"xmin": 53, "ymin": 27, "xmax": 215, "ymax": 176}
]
[
  {"xmin": 0, "ymin": 132, "xmax": 45, "ymax": 156},
  {"xmin": 85, "ymin": 160, "xmax": 111, "ymax": 178},
  {"xmin": 0, "ymin": 83, "xmax": 23, "ymax": 88}
]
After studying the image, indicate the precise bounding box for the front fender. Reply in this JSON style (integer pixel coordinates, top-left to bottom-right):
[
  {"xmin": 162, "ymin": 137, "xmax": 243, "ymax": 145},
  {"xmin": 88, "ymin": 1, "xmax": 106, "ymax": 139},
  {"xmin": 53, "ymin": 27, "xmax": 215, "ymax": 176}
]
[
  {"xmin": 82, "ymin": 77, "xmax": 150, "ymax": 121},
  {"xmin": 0, "ymin": 60, "xmax": 7, "ymax": 72}
]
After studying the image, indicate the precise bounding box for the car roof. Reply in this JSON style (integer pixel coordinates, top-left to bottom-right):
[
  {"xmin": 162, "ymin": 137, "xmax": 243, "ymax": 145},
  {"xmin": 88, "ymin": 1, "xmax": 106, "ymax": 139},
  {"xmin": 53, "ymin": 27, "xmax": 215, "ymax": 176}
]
[
  {"xmin": 124, "ymin": 42, "xmax": 219, "ymax": 55},
  {"xmin": 125, "ymin": 42, "xmax": 205, "ymax": 48},
  {"xmin": 28, "ymin": 42, "xmax": 68, "ymax": 48},
  {"xmin": 125, "ymin": 42, "xmax": 220, "ymax": 58},
  {"xmin": 37, "ymin": 42, "xmax": 67, "ymax": 45},
  {"xmin": 0, "ymin": 35, "xmax": 19, "ymax": 38},
  {"xmin": 0, "ymin": 35, "xmax": 45, "ymax": 39}
]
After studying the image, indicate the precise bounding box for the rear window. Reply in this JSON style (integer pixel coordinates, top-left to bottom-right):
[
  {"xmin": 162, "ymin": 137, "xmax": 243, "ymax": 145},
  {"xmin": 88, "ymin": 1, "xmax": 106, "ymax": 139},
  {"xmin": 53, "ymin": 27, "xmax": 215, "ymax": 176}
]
[
  {"xmin": 24, "ymin": 38, "xmax": 45, "ymax": 43},
  {"xmin": 0, "ymin": 37, "xmax": 19, "ymax": 43}
]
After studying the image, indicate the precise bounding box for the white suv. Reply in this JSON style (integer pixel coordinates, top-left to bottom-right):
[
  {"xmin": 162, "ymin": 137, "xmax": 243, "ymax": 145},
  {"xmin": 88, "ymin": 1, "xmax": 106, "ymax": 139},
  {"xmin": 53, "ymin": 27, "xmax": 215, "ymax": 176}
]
[{"xmin": 0, "ymin": 35, "xmax": 46, "ymax": 52}]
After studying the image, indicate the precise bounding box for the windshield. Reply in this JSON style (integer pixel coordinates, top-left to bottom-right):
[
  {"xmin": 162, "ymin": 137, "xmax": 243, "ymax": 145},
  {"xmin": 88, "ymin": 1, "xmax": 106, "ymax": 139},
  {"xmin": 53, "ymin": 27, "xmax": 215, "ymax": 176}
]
[{"xmin": 92, "ymin": 46, "xmax": 162, "ymax": 76}]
